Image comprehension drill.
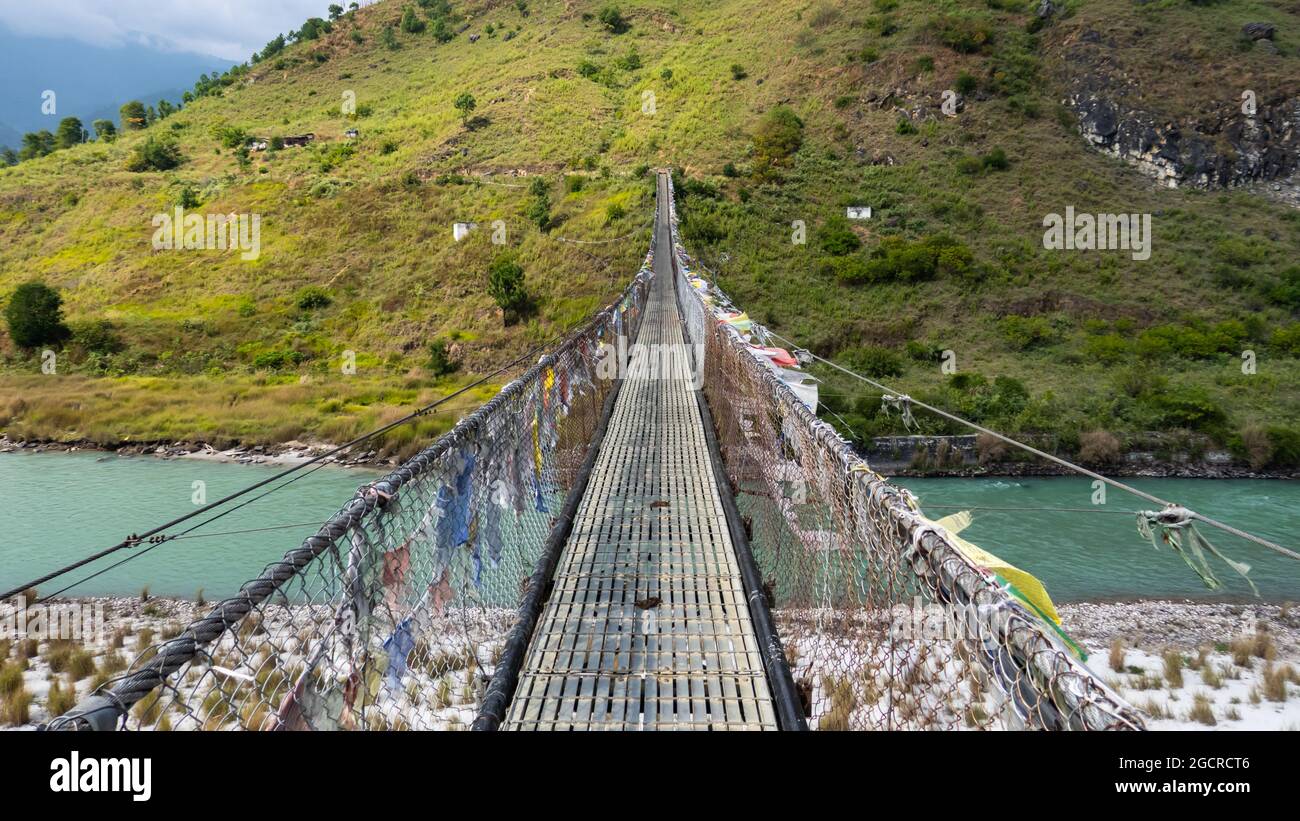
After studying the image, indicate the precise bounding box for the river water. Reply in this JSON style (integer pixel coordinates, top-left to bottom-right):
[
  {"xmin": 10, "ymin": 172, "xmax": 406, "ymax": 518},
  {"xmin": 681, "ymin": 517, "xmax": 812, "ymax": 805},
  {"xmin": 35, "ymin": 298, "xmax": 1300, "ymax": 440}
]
[{"xmin": 1, "ymin": 451, "xmax": 1295, "ymax": 602}]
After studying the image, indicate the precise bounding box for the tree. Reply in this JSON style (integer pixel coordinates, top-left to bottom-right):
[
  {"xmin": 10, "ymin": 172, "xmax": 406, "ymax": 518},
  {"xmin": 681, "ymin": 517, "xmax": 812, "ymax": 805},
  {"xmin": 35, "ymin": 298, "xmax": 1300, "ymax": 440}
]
[
  {"xmin": 20, "ymin": 131, "xmax": 56, "ymax": 161},
  {"xmin": 299, "ymin": 17, "xmax": 332, "ymax": 40},
  {"xmin": 487, "ymin": 257, "xmax": 528, "ymax": 319},
  {"xmin": 328, "ymin": 4, "xmax": 344, "ymax": 20},
  {"xmin": 92, "ymin": 120, "xmax": 117, "ymax": 142},
  {"xmin": 4, "ymin": 282, "xmax": 71, "ymax": 349},
  {"xmin": 120, "ymin": 100, "xmax": 148, "ymax": 130},
  {"xmin": 55, "ymin": 117, "xmax": 87, "ymax": 149},
  {"xmin": 454, "ymin": 92, "xmax": 477, "ymax": 125},
  {"xmin": 0, "ymin": 147, "xmax": 17, "ymax": 166},
  {"xmin": 259, "ymin": 34, "xmax": 286, "ymax": 61}
]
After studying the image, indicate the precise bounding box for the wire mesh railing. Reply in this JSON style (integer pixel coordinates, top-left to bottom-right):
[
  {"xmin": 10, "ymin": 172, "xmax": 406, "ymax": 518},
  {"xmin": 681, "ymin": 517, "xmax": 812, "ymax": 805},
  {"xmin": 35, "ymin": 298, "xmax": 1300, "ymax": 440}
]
[
  {"xmin": 666, "ymin": 175, "xmax": 1145, "ymax": 731},
  {"xmin": 48, "ymin": 231, "xmax": 657, "ymax": 733}
]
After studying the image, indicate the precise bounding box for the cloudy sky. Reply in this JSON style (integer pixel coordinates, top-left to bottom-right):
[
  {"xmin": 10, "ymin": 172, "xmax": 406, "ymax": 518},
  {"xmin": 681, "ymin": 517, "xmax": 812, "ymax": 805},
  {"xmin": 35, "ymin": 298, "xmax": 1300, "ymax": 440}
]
[{"xmin": 0, "ymin": 0, "xmax": 362, "ymax": 62}]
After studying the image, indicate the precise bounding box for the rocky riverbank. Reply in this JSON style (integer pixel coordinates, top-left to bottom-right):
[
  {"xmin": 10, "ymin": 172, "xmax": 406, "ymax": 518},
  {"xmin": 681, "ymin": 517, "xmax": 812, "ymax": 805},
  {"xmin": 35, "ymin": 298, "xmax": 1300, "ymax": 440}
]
[
  {"xmin": 7, "ymin": 433, "xmax": 1296, "ymax": 480},
  {"xmin": 3, "ymin": 597, "xmax": 1298, "ymax": 730},
  {"xmin": 864, "ymin": 434, "xmax": 1300, "ymax": 480},
  {"xmin": 0, "ymin": 436, "xmax": 392, "ymax": 470}
]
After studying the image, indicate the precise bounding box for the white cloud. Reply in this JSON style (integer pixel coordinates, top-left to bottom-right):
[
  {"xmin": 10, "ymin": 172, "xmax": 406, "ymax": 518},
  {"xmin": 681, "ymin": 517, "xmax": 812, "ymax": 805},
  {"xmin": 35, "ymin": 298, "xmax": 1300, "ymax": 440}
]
[{"xmin": 0, "ymin": 0, "xmax": 350, "ymax": 61}]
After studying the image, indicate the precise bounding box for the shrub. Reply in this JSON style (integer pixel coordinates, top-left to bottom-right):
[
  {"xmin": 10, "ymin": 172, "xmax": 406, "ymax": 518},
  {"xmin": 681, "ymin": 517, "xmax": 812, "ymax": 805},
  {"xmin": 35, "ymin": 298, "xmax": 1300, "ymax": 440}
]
[
  {"xmin": 214, "ymin": 125, "xmax": 249, "ymax": 149},
  {"xmin": 605, "ymin": 203, "xmax": 626, "ymax": 224},
  {"xmin": 526, "ymin": 192, "xmax": 551, "ymax": 231},
  {"xmin": 46, "ymin": 677, "xmax": 75, "ymax": 718},
  {"xmin": 955, "ymin": 72, "xmax": 978, "ymax": 95},
  {"xmin": 1082, "ymin": 333, "xmax": 1130, "ymax": 364},
  {"xmin": 400, "ymin": 6, "xmax": 426, "ymax": 34},
  {"xmin": 317, "ymin": 142, "xmax": 355, "ymax": 172},
  {"xmin": 730, "ymin": 64, "xmax": 748, "ymax": 80},
  {"xmin": 577, "ymin": 60, "xmax": 600, "ymax": 78},
  {"xmin": 68, "ymin": 319, "xmax": 125, "ymax": 355},
  {"xmin": 252, "ymin": 349, "xmax": 303, "ymax": 370},
  {"xmin": 1264, "ymin": 426, "xmax": 1300, "ymax": 467},
  {"xmin": 895, "ymin": 117, "xmax": 918, "ymax": 135},
  {"xmin": 1078, "ymin": 430, "xmax": 1121, "ymax": 464},
  {"xmin": 124, "ymin": 137, "xmax": 183, "ymax": 172},
  {"xmin": 1272, "ymin": 324, "xmax": 1300, "ymax": 356},
  {"xmin": 615, "ymin": 50, "xmax": 642, "ymax": 71},
  {"xmin": 1238, "ymin": 424, "xmax": 1273, "ymax": 470},
  {"xmin": 841, "ymin": 346, "xmax": 904, "ymax": 378},
  {"xmin": 598, "ymin": 6, "xmax": 629, "ymax": 34},
  {"xmin": 751, "ymin": 106, "xmax": 804, "ymax": 179},
  {"xmin": 488, "ymin": 257, "xmax": 528, "ymax": 315},
  {"xmin": 998, "ymin": 315, "xmax": 1055, "ymax": 350},
  {"xmin": 295, "ymin": 286, "xmax": 332, "ymax": 310},
  {"xmin": 818, "ymin": 216, "xmax": 861, "ymax": 256},
  {"xmin": 981, "ymin": 147, "xmax": 1009, "ymax": 170},
  {"xmin": 4, "ymin": 281, "xmax": 71, "ymax": 349},
  {"xmin": 428, "ymin": 339, "xmax": 458, "ymax": 376},
  {"xmin": 860, "ymin": 234, "xmax": 973, "ymax": 283},
  {"xmin": 1142, "ymin": 388, "xmax": 1227, "ymax": 433},
  {"xmin": 931, "ymin": 13, "xmax": 995, "ymax": 54}
]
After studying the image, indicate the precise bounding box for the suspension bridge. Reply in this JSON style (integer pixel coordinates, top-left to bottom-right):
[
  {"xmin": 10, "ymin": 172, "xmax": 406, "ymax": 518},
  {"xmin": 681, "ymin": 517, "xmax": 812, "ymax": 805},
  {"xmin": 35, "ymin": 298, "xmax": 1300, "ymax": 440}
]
[{"xmin": 48, "ymin": 171, "xmax": 1147, "ymax": 732}]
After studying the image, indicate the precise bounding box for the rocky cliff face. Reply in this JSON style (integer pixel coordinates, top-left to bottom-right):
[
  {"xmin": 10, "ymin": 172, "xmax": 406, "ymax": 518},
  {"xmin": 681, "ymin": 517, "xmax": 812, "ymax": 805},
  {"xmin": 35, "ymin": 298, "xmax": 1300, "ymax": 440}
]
[{"xmin": 1056, "ymin": 28, "xmax": 1300, "ymax": 202}]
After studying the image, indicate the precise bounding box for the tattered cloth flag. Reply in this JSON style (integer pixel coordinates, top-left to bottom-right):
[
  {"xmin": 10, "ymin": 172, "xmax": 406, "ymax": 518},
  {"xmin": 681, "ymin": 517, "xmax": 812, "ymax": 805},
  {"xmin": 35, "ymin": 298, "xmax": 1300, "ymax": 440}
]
[
  {"xmin": 880, "ymin": 393, "xmax": 916, "ymax": 430},
  {"xmin": 1137, "ymin": 505, "xmax": 1258, "ymax": 596}
]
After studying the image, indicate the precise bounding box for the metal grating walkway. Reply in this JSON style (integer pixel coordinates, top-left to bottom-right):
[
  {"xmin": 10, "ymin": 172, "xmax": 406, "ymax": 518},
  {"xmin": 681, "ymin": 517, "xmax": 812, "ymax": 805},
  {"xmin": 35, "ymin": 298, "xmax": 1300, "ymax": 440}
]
[{"xmin": 502, "ymin": 176, "xmax": 777, "ymax": 731}]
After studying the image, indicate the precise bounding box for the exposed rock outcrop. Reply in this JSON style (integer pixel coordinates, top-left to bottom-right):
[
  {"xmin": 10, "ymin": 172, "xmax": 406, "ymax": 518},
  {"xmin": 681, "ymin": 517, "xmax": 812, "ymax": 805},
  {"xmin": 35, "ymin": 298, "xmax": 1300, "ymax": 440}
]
[{"xmin": 1056, "ymin": 28, "xmax": 1300, "ymax": 196}]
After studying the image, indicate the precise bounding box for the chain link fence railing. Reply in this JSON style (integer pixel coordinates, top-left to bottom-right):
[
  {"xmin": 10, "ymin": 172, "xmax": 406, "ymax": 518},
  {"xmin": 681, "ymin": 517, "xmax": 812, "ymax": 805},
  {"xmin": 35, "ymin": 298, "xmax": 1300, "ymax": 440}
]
[
  {"xmin": 48, "ymin": 235, "xmax": 657, "ymax": 733},
  {"xmin": 666, "ymin": 176, "xmax": 1144, "ymax": 731}
]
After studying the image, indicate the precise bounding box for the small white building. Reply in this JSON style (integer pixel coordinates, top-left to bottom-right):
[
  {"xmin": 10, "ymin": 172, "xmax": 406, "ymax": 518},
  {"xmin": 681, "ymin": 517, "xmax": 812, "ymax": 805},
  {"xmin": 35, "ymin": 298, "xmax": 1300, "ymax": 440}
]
[
  {"xmin": 453, "ymin": 222, "xmax": 477, "ymax": 242},
  {"xmin": 846, "ymin": 206, "xmax": 872, "ymax": 220}
]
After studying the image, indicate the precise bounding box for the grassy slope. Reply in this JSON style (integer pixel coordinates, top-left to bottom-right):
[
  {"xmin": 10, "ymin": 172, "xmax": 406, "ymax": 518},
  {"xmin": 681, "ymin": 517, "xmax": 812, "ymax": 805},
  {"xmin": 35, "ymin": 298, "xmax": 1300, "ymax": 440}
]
[{"xmin": 1, "ymin": 0, "xmax": 1297, "ymax": 462}]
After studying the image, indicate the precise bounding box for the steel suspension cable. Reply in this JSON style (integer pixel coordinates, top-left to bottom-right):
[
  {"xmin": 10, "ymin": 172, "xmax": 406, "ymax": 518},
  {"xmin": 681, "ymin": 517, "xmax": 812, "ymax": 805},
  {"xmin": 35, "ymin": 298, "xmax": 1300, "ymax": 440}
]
[
  {"xmin": 766, "ymin": 330, "xmax": 1300, "ymax": 562},
  {"xmin": 0, "ymin": 341, "xmax": 557, "ymax": 603}
]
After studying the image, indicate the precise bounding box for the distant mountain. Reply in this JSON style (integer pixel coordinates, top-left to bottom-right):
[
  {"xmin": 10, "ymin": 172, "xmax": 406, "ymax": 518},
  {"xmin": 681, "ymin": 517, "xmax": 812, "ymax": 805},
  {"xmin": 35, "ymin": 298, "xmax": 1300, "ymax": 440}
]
[{"xmin": 0, "ymin": 25, "xmax": 232, "ymax": 147}]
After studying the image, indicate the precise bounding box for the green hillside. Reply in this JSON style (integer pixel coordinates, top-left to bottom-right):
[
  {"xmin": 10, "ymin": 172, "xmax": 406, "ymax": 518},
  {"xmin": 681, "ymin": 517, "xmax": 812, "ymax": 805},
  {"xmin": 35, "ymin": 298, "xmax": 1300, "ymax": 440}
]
[{"xmin": 1, "ymin": 0, "xmax": 1298, "ymax": 467}]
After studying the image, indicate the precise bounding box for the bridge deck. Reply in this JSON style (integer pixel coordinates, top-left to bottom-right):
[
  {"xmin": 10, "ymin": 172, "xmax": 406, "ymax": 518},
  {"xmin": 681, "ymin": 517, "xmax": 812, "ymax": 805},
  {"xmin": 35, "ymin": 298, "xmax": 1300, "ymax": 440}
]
[{"xmin": 502, "ymin": 176, "xmax": 777, "ymax": 730}]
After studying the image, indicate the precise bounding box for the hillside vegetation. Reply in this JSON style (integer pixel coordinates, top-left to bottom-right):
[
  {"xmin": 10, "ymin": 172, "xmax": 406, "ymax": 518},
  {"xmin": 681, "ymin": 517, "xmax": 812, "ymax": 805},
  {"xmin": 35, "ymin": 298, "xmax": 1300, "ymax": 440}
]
[{"xmin": 1, "ymin": 0, "xmax": 1298, "ymax": 468}]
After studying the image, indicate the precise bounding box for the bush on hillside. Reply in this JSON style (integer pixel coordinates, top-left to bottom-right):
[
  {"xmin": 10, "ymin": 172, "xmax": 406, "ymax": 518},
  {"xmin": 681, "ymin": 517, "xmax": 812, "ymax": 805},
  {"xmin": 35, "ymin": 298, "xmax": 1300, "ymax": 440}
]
[
  {"xmin": 841, "ymin": 346, "xmax": 904, "ymax": 378},
  {"xmin": 1078, "ymin": 430, "xmax": 1121, "ymax": 464},
  {"xmin": 598, "ymin": 6, "xmax": 629, "ymax": 34},
  {"xmin": 124, "ymin": 137, "xmax": 183, "ymax": 172},
  {"xmin": 999, "ymin": 315, "xmax": 1056, "ymax": 350},
  {"xmin": 68, "ymin": 319, "xmax": 125, "ymax": 355},
  {"xmin": 818, "ymin": 217, "xmax": 861, "ymax": 255},
  {"xmin": 428, "ymin": 339, "xmax": 458, "ymax": 377},
  {"xmin": 295, "ymin": 286, "xmax": 332, "ymax": 310},
  {"xmin": 4, "ymin": 281, "xmax": 71, "ymax": 349},
  {"xmin": 930, "ymin": 14, "xmax": 995, "ymax": 54},
  {"xmin": 751, "ymin": 106, "xmax": 804, "ymax": 180},
  {"xmin": 841, "ymin": 234, "xmax": 973, "ymax": 284},
  {"xmin": 488, "ymin": 257, "xmax": 528, "ymax": 317}
]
